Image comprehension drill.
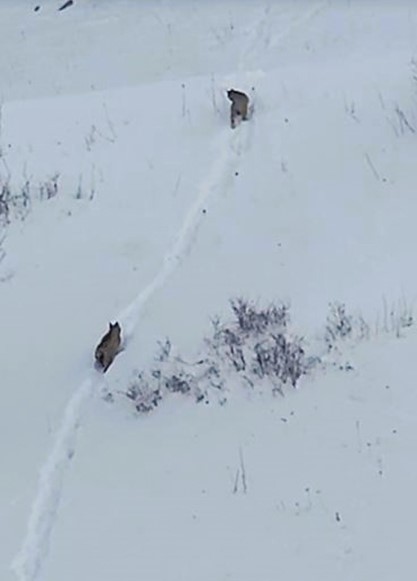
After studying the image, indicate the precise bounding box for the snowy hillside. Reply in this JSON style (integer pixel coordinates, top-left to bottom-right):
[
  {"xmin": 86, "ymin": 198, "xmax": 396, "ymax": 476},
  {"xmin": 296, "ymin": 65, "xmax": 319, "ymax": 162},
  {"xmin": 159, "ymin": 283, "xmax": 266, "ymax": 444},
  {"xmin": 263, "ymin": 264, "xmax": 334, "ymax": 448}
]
[{"xmin": 1, "ymin": 1, "xmax": 417, "ymax": 580}]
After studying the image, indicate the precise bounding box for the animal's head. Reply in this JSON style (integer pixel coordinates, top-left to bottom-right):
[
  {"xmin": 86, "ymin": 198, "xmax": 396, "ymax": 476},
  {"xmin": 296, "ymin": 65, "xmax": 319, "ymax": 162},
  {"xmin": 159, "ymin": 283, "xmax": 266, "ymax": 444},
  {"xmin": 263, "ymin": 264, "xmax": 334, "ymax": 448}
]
[
  {"xmin": 227, "ymin": 89, "xmax": 235, "ymax": 101},
  {"xmin": 109, "ymin": 322, "xmax": 121, "ymax": 336}
]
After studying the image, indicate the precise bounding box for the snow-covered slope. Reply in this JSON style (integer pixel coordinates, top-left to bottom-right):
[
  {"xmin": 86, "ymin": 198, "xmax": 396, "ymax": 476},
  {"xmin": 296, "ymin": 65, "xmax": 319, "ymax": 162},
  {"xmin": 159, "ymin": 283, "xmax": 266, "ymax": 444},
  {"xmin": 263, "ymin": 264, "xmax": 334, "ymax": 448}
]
[{"xmin": 1, "ymin": 1, "xmax": 417, "ymax": 580}]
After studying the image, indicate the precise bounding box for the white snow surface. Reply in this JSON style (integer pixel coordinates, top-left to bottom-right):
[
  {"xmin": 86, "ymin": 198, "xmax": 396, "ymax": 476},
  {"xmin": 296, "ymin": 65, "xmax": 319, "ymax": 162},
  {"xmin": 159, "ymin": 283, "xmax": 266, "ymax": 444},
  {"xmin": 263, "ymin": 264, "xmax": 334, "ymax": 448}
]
[{"xmin": 1, "ymin": 1, "xmax": 417, "ymax": 580}]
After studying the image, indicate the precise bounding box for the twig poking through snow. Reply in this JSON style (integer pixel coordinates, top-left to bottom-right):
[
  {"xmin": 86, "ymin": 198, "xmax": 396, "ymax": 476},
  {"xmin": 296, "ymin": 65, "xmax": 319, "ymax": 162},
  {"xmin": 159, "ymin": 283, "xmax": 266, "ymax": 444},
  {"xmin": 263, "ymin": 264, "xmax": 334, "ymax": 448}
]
[
  {"xmin": 394, "ymin": 104, "xmax": 415, "ymax": 134},
  {"xmin": 239, "ymin": 446, "xmax": 248, "ymax": 494},
  {"xmin": 364, "ymin": 152, "xmax": 380, "ymax": 181},
  {"xmin": 232, "ymin": 468, "xmax": 240, "ymax": 494},
  {"xmin": 102, "ymin": 103, "xmax": 117, "ymax": 143},
  {"xmin": 58, "ymin": 0, "xmax": 74, "ymax": 12}
]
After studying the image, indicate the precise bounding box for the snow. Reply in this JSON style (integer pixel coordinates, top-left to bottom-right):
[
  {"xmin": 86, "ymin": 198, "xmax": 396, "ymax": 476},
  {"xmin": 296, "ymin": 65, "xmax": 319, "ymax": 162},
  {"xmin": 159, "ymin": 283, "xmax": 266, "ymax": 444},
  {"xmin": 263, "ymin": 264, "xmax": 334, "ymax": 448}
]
[{"xmin": 1, "ymin": 1, "xmax": 417, "ymax": 580}]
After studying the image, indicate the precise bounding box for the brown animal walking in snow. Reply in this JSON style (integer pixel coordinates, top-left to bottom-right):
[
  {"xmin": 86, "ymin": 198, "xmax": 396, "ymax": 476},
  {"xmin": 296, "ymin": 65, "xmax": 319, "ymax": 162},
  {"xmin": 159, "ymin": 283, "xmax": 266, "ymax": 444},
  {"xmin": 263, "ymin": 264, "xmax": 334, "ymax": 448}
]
[
  {"xmin": 94, "ymin": 322, "xmax": 121, "ymax": 372},
  {"xmin": 227, "ymin": 89, "xmax": 249, "ymax": 129}
]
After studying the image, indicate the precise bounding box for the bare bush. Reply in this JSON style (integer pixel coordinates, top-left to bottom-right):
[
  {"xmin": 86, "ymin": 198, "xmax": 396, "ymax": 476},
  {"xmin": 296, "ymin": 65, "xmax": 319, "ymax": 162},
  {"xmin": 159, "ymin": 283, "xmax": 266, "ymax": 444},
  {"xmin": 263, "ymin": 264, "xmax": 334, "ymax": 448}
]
[
  {"xmin": 379, "ymin": 297, "xmax": 413, "ymax": 338},
  {"xmin": 118, "ymin": 297, "xmax": 414, "ymax": 416},
  {"xmin": 324, "ymin": 302, "xmax": 354, "ymax": 351},
  {"xmin": 126, "ymin": 373, "xmax": 162, "ymax": 414},
  {"xmin": 323, "ymin": 299, "xmax": 413, "ymax": 359},
  {"xmin": 0, "ymin": 180, "xmax": 11, "ymax": 225},
  {"xmin": 121, "ymin": 299, "xmax": 309, "ymax": 414},
  {"xmin": 230, "ymin": 297, "xmax": 289, "ymax": 336},
  {"xmin": 252, "ymin": 333, "xmax": 306, "ymax": 388},
  {"xmin": 0, "ymin": 167, "xmax": 62, "ymax": 229},
  {"xmin": 39, "ymin": 173, "xmax": 59, "ymax": 200},
  {"xmin": 0, "ymin": 178, "xmax": 31, "ymax": 225}
]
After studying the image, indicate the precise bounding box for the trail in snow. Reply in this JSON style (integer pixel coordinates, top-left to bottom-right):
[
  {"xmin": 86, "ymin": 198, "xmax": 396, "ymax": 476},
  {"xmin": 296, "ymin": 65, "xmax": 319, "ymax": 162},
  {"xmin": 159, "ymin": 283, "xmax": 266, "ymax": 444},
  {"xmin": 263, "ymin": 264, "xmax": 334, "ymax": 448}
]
[
  {"xmin": 11, "ymin": 375, "xmax": 97, "ymax": 581},
  {"xmin": 11, "ymin": 126, "xmax": 248, "ymax": 581},
  {"xmin": 119, "ymin": 127, "xmax": 249, "ymax": 339},
  {"xmin": 11, "ymin": 0, "xmax": 316, "ymax": 572}
]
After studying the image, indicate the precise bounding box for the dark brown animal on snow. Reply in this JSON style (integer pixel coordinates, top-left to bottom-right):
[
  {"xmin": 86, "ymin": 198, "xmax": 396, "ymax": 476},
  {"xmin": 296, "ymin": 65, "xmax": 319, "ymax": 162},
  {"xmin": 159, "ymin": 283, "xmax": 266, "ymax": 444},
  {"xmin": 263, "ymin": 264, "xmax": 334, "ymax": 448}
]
[
  {"xmin": 94, "ymin": 322, "xmax": 121, "ymax": 372},
  {"xmin": 227, "ymin": 89, "xmax": 249, "ymax": 129}
]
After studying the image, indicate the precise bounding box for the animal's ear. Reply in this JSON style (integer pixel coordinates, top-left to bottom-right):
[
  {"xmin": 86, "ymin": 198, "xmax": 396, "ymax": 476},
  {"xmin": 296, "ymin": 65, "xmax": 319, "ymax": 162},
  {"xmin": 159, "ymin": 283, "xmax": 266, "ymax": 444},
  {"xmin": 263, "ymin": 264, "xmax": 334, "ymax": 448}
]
[{"xmin": 109, "ymin": 322, "xmax": 113, "ymax": 329}]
